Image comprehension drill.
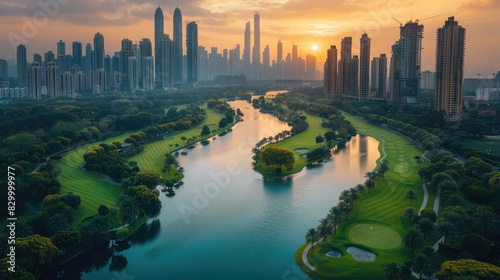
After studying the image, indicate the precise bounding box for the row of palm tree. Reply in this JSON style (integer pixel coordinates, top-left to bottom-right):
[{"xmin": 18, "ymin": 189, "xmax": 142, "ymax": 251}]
[{"xmin": 254, "ymin": 130, "xmax": 292, "ymax": 150}]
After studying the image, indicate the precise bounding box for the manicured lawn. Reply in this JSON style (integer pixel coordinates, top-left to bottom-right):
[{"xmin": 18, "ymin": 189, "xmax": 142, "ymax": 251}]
[
  {"xmin": 257, "ymin": 112, "xmax": 334, "ymax": 178},
  {"xmin": 464, "ymin": 138, "xmax": 500, "ymax": 157},
  {"xmin": 129, "ymin": 108, "xmax": 230, "ymax": 175},
  {"xmin": 57, "ymin": 106, "xmax": 230, "ymax": 221},
  {"xmin": 295, "ymin": 113, "xmax": 431, "ymax": 280}
]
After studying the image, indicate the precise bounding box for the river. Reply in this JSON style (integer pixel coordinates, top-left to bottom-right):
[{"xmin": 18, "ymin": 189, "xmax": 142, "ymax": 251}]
[{"xmin": 41, "ymin": 99, "xmax": 380, "ymax": 280}]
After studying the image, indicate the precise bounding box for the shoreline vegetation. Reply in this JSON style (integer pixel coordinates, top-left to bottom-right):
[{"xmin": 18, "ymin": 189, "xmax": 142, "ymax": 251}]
[{"xmin": 294, "ymin": 112, "xmax": 432, "ymax": 280}]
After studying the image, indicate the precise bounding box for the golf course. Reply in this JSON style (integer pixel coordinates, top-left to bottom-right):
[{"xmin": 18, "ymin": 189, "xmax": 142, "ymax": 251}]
[
  {"xmin": 56, "ymin": 106, "xmax": 232, "ymax": 221},
  {"xmin": 294, "ymin": 113, "xmax": 433, "ymax": 279},
  {"xmin": 257, "ymin": 111, "xmax": 335, "ymax": 178}
]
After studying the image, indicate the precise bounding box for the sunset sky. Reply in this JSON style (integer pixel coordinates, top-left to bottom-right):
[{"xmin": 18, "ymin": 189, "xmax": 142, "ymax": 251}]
[{"xmin": 0, "ymin": 0, "xmax": 498, "ymax": 78}]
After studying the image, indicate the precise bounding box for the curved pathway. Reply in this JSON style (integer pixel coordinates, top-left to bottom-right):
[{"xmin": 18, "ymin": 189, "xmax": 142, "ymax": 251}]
[
  {"xmin": 301, "ymin": 133, "xmax": 387, "ymax": 272},
  {"xmin": 419, "ymin": 184, "xmax": 428, "ymax": 213}
]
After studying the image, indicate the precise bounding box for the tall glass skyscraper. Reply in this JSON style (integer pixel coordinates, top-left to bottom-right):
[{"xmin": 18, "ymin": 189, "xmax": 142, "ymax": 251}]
[{"xmin": 173, "ymin": 7, "xmax": 183, "ymax": 85}]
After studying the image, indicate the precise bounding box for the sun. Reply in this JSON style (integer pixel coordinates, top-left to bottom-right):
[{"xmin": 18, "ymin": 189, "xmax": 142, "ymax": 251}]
[{"xmin": 312, "ymin": 45, "xmax": 318, "ymax": 51}]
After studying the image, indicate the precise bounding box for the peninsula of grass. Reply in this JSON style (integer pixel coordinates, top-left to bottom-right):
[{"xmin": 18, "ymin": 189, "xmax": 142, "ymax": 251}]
[
  {"xmin": 294, "ymin": 113, "xmax": 432, "ymax": 280},
  {"xmin": 256, "ymin": 111, "xmax": 334, "ymax": 179},
  {"xmin": 56, "ymin": 105, "xmax": 233, "ymax": 221}
]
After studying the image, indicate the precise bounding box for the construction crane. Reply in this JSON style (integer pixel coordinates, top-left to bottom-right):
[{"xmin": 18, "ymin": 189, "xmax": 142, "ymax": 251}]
[
  {"xmin": 415, "ymin": 15, "xmax": 440, "ymax": 23},
  {"xmin": 391, "ymin": 16, "xmax": 403, "ymax": 27}
]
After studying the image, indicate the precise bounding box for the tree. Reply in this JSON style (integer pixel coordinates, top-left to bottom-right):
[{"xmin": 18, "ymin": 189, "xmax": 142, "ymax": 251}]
[
  {"xmin": 201, "ymin": 125, "xmax": 210, "ymax": 136},
  {"xmin": 403, "ymin": 228, "xmax": 424, "ymax": 254},
  {"xmin": 437, "ymin": 222, "xmax": 459, "ymax": 243},
  {"xmin": 328, "ymin": 206, "xmax": 344, "ymax": 234},
  {"xmin": 45, "ymin": 213, "xmax": 71, "ymax": 236},
  {"xmin": 411, "ymin": 253, "xmax": 433, "ymax": 279},
  {"xmin": 405, "ymin": 207, "xmax": 417, "ymax": 225},
  {"xmin": 315, "ymin": 135, "xmax": 324, "ymax": 144},
  {"xmin": 132, "ymin": 171, "xmax": 162, "ymax": 188},
  {"xmin": 472, "ymin": 210, "xmax": 500, "ymax": 240},
  {"xmin": 0, "ymin": 258, "xmax": 36, "ymax": 280},
  {"xmin": 324, "ymin": 131, "xmax": 336, "ymax": 142},
  {"xmin": 118, "ymin": 196, "xmax": 141, "ymax": 223},
  {"xmin": 436, "ymin": 259, "xmax": 500, "ymax": 280},
  {"xmin": 127, "ymin": 185, "xmax": 159, "ymax": 207},
  {"xmin": 419, "ymin": 208, "xmax": 437, "ymax": 222},
  {"xmin": 51, "ymin": 229, "xmax": 82, "ymax": 252},
  {"xmin": 461, "ymin": 233, "xmax": 490, "ymax": 260},
  {"xmin": 465, "ymin": 157, "xmax": 493, "ymax": 178},
  {"xmin": 385, "ymin": 262, "xmax": 405, "ymax": 280},
  {"xmin": 2, "ymin": 132, "xmax": 37, "ymax": 152},
  {"xmin": 260, "ymin": 146, "xmax": 295, "ymax": 171},
  {"xmin": 15, "ymin": 235, "xmax": 59, "ymax": 273},
  {"xmin": 116, "ymin": 228, "xmax": 129, "ymax": 240},
  {"xmin": 317, "ymin": 218, "xmax": 332, "ymax": 247},
  {"xmin": 98, "ymin": 205, "xmax": 109, "ymax": 216},
  {"xmin": 405, "ymin": 189, "xmax": 417, "ymax": 207},
  {"xmin": 415, "ymin": 218, "xmax": 435, "ymax": 239},
  {"xmin": 305, "ymin": 228, "xmax": 318, "ymax": 248}
]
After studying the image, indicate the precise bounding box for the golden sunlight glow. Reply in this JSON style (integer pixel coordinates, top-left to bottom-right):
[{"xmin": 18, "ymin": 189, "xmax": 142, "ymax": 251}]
[{"xmin": 312, "ymin": 45, "xmax": 318, "ymax": 51}]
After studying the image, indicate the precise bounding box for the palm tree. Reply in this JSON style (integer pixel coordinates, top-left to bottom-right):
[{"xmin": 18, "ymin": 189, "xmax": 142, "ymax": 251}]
[
  {"xmin": 403, "ymin": 228, "xmax": 424, "ymax": 254},
  {"xmin": 328, "ymin": 206, "xmax": 344, "ymax": 234},
  {"xmin": 364, "ymin": 179, "xmax": 375, "ymax": 191},
  {"xmin": 119, "ymin": 196, "xmax": 141, "ymax": 224},
  {"xmin": 405, "ymin": 207, "xmax": 416, "ymax": 225},
  {"xmin": 405, "ymin": 189, "xmax": 417, "ymax": 207},
  {"xmin": 317, "ymin": 219, "xmax": 332, "ymax": 247},
  {"xmin": 411, "ymin": 253, "xmax": 433, "ymax": 279},
  {"xmin": 349, "ymin": 188, "xmax": 359, "ymax": 201},
  {"xmin": 305, "ymin": 228, "xmax": 318, "ymax": 248},
  {"xmin": 338, "ymin": 200, "xmax": 353, "ymax": 221},
  {"xmin": 45, "ymin": 214, "xmax": 70, "ymax": 235},
  {"xmin": 473, "ymin": 210, "xmax": 500, "ymax": 240},
  {"xmin": 385, "ymin": 262, "xmax": 404, "ymax": 280},
  {"xmin": 355, "ymin": 184, "xmax": 365, "ymax": 194},
  {"xmin": 339, "ymin": 190, "xmax": 351, "ymax": 201},
  {"xmin": 415, "ymin": 218, "xmax": 435, "ymax": 240},
  {"xmin": 436, "ymin": 222, "xmax": 458, "ymax": 243}
]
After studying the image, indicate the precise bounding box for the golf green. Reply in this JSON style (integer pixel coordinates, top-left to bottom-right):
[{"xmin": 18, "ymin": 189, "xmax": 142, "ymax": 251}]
[{"xmin": 348, "ymin": 224, "xmax": 402, "ymax": 249}]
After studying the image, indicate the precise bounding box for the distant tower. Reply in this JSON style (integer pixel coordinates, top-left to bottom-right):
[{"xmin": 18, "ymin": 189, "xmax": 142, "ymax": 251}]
[
  {"xmin": 435, "ymin": 16, "xmax": 466, "ymax": 122},
  {"xmin": 399, "ymin": 20, "xmax": 424, "ymax": 105},
  {"xmin": 121, "ymin": 39, "xmax": 133, "ymax": 91},
  {"xmin": 140, "ymin": 38, "xmax": 152, "ymax": 87},
  {"xmin": 159, "ymin": 34, "xmax": 174, "ymax": 88},
  {"xmin": 324, "ymin": 45, "xmax": 338, "ymax": 99},
  {"xmin": 154, "ymin": 6, "xmax": 164, "ymax": 88},
  {"xmin": 305, "ymin": 54, "xmax": 316, "ymax": 81},
  {"xmin": 85, "ymin": 43, "xmax": 92, "ymax": 73},
  {"xmin": 350, "ymin": 55, "xmax": 359, "ymax": 97},
  {"xmin": 389, "ymin": 43, "xmax": 401, "ymax": 105},
  {"xmin": 94, "ymin": 32, "xmax": 105, "ymax": 69},
  {"xmin": 339, "ymin": 37, "xmax": 352, "ymax": 96},
  {"xmin": 376, "ymin": 54, "xmax": 388, "ymax": 99},
  {"xmin": 72, "ymin": 42, "xmax": 82, "ymax": 67},
  {"xmin": 17, "ymin": 44, "xmax": 27, "ymax": 86},
  {"xmin": 173, "ymin": 6, "xmax": 183, "ymax": 85},
  {"xmin": 359, "ymin": 33, "xmax": 371, "ymax": 101},
  {"xmin": 27, "ymin": 62, "xmax": 42, "ymax": 99},
  {"xmin": 243, "ymin": 21, "xmax": 251, "ymax": 75},
  {"xmin": 186, "ymin": 21, "xmax": 198, "ymax": 86},
  {"xmin": 292, "ymin": 44, "xmax": 298, "ymax": 78},
  {"xmin": 46, "ymin": 61, "xmax": 61, "ymax": 98},
  {"xmin": 277, "ymin": 39, "xmax": 283, "ymax": 63},
  {"xmin": 0, "ymin": 59, "xmax": 7, "ymax": 81},
  {"xmin": 252, "ymin": 12, "xmax": 260, "ymax": 78},
  {"xmin": 143, "ymin": 56, "xmax": 155, "ymax": 90}
]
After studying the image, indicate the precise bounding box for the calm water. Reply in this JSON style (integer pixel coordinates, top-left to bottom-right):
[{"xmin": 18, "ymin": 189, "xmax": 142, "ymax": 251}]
[{"xmin": 41, "ymin": 100, "xmax": 379, "ymax": 280}]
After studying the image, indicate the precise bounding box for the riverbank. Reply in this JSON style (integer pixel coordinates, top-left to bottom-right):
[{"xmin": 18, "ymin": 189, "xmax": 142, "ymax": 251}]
[
  {"xmin": 57, "ymin": 105, "xmax": 235, "ymax": 221},
  {"xmin": 256, "ymin": 111, "xmax": 335, "ymax": 179},
  {"xmin": 295, "ymin": 113, "xmax": 431, "ymax": 280}
]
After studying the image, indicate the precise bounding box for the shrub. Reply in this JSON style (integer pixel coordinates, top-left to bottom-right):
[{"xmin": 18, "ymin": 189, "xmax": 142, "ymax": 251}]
[{"xmin": 116, "ymin": 228, "xmax": 129, "ymax": 240}]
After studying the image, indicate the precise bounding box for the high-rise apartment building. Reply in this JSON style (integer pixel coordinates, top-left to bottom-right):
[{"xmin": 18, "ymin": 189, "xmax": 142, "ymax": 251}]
[
  {"xmin": 359, "ymin": 33, "xmax": 371, "ymax": 101},
  {"xmin": 324, "ymin": 45, "xmax": 338, "ymax": 99},
  {"xmin": 17, "ymin": 44, "xmax": 27, "ymax": 86},
  {"xmin": 173, "ymin": 7, "xmax": 183, "ymax": 85},
  {"xmin": 186, "ymin": 21, "xmax": 198, "ymax": 85},
  {"xmin": 94, "ymin": 33, "xmax": 105, "ymax": 69},
  {"xmin": 435, "ymin": 17, "xmax": 466, "ymax": 122}
]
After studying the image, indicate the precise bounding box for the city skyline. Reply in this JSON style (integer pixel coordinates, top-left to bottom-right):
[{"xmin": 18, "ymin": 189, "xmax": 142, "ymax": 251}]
[{"xmin": 0, "ymin": 0, "xmax": 498, "ymax": 77}]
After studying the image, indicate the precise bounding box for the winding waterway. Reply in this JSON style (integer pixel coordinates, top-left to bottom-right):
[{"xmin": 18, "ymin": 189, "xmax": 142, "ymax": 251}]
[{"xmin": 41, "ymin": 99, "xmax": 380, "ymax": 280}]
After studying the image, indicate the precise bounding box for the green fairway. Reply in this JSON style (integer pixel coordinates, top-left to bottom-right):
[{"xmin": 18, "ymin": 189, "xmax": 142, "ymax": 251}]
[
  {"xmin": 129, "ymin": 108, "xmax": 229, "ymax": 174},
  {"xmin": 295, "ymin": 113, "xmax": 431, "ymax": 280},
  {"xmin": 464, "ymin": 138, "xmax": 500, "ymax": 157},
  {"xmin": 257, "ymin": 111, "xmax": 334, "ymax": 178},
  {"xmin": 57, "ymin": 106, "xmax": 230, "ymax": 221},
  {"xmin": 348, "ymin": 223, "xmax": 402, "ymax": 249}
]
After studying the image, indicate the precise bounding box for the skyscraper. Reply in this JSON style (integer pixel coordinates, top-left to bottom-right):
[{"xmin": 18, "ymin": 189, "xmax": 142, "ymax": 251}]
[
  {"xmin": 158, "ymin": 34, "xmax": 173, "ymax": 87},
  {"xmin": 376, "ymin": 54, "xmax": 388, "ymax": 99},
  {"xmin": 359, "ymin": 33, "xmax": 371, "ymax": 101},
  {"xmin": 128, "ymin": 56, "xmax": 139, "ymax": 90},
  {"xmin": 46, "ymin": 61, "xmax": 61, "ymax": 98},
  {"xmin": 85, "ymin": 43, "xmax": 92, "ymax": 73},
  {"xmin": 33, "ymin": 54, "xmax": 42, "ymax": 65},
  {"xmin": 16, "ymin": 44, "xmax": 27, "ymax": 86},
  {"xmin": 186, "ymin": 21, "xmax": 198, "ymax": 85},
  {"xmin": 94, "ymin": 32, "xmax": 105, "ymax": 70},
  {"xmin": 292, "ymin": 44, "xmax": 298, "ymax": 78},
  {"xmin": 143, "ymin": 56, "xmax": 155, "ymax": 90},
  {"xmin": 435, "ymin": 17, "xmax": 466, "ymax": 122},
  {"xmin": 27, "ymin": 62, "xmax": 42, "ymax": 99},
  {"xmin": 421, "ymin": 70, "xmax": 435, "ymax": 90},
  {"xmin": 339, "ymin": 37, "xmax": 352, "ymax": 96},
  {"xmin": 399, "ymin": 20, "xmax": 424, "ymax": 104},
  {"xmin": 252, "ymin": 13, "xmax": 261, "ymax": 65},
  {"xmin": 305, "ymin": 54, "xmax": 316, "ymax": 81},
  {"xmin": 140, "ymin": 38, "xmax": 152, "ymax": 87},
  {"xmin": 324, "ymin": 45, "xmax": 338, "ymax": 99},
  {"xmin": 173, "ymin": 7, "xmax": 183, "ymax": 85},
  {"xmin": 72, "ymin": 42, "xmax": 82, "ymax": 67},
  {"xmin": 0, "ymin": 59, "xmax": 7, "ymax": 81},
  {"xmin": 263, "ymin": 45, "xmax": 270, "ymax": 68},
  {"xmin": 57, "ymin": 40, "xmax": 66, "ymax": 70},
  {"xmin": 371, "ymin": 57, "xmax": 380, "ymax": 93},
  {"xmin": 350, "ymin": 55, "xmax": 359, "ymax": 97},
  {"xmin": 154, "ymin": 7, "xmax": 164, "ymax": 88},
  {"xmin": 277, "ymin": 39, "xmax": 283, "ymax": 63},
  {"xmin": 389, "ymin": 43, "xmax": 401, "ymax": 105},
  {"xmin": 121, "ymin": 39, "xmax": 133, "ymax": 90},
  {"xmin": 44, "ymin": 51, "xmax": 55, "ymax": 64},
  {"xmin": 243, "ymin": 21, "xmax": 251, "ymax": 75}
]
